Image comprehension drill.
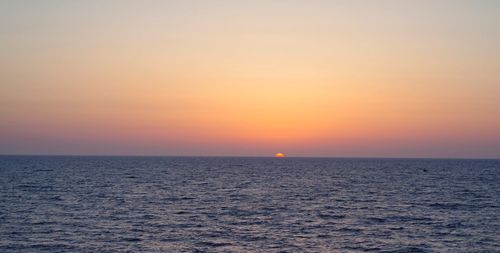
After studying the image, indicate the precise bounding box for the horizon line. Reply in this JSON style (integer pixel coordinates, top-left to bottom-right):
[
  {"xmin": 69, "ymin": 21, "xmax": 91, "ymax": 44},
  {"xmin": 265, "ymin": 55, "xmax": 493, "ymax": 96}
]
[{"xmin": 0, "ymin": 153, "xmax": 498, "ymax": 160}]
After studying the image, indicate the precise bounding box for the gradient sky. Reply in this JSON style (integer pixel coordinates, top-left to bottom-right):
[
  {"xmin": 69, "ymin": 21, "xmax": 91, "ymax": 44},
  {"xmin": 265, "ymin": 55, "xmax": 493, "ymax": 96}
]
[{"xmin": 1, "ymin": 0, "xmax": 499, "ymax": 158}]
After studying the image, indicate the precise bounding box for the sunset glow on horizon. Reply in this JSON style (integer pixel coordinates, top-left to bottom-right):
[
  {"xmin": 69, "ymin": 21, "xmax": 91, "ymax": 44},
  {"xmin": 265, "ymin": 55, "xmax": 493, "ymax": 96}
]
[{"xmin": 1, "ymin": 1, "xmax": 499, "ymax": 158}]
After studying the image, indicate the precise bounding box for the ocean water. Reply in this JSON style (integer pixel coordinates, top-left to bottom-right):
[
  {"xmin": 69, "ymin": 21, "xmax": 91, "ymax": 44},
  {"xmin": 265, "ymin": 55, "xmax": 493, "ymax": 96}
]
[{"xmin": 0, "ymin": 156, "xmax": 499, "ymax": 252}]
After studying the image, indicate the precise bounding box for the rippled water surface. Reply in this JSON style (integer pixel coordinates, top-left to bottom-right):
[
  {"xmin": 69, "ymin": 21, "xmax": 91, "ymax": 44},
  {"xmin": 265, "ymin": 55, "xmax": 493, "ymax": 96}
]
[{"xmin": 0, "ymin": 156, "xmax": 499, "ymax": 252}]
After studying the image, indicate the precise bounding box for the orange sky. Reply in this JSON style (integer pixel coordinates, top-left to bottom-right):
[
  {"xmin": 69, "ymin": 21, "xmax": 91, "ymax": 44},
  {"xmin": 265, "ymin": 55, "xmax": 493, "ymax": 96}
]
[{"xmin": 1, "ymin": 1, "xmax": 499, "ymax": 158}]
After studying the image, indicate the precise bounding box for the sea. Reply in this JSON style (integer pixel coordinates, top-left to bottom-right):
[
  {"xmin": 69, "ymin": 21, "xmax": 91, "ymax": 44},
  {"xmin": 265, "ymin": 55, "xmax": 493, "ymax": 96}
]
[{"xmin": 0, "ymin": 156, "xmax": 499, "ymax": 252}]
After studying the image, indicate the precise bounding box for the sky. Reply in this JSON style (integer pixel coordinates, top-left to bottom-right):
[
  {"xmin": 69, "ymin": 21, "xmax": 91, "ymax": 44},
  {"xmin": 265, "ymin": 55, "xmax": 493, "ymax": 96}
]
[{"xmin": 1, "ymin": 0, "xmax": 499, "ymax": 158}]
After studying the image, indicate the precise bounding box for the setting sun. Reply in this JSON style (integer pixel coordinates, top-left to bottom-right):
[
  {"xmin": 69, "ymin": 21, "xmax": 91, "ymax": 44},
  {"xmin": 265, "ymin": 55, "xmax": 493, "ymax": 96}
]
[{"xmin": 275, "ymin": 153, "xmax": 285, "ymax": 158}]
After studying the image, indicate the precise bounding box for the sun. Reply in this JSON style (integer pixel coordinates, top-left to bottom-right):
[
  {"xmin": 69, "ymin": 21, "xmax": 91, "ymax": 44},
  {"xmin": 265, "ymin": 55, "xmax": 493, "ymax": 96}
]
[{"xmin": 274, "ymin": 152, "xmax": 285, "ymax": 158}]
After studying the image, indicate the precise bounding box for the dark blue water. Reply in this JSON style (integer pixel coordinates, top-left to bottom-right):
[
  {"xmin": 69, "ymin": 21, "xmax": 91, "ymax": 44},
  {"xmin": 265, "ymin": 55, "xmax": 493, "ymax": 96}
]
[{"xmin": 0, "ymin": 156, "xmax": 499, "ymax": 252}]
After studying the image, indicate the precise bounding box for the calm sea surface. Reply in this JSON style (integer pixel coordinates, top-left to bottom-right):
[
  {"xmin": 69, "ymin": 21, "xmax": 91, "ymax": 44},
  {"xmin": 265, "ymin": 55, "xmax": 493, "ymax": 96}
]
[{"xmin": 0, "ymin": 156, "xmax": 499, "ymax": 252}]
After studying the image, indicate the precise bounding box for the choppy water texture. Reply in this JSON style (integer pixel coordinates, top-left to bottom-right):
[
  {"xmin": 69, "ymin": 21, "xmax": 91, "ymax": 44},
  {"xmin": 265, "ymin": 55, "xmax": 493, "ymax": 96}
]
[{"xmin": 0, "ymin": 156, "xmax": 499, "ymax": 252}]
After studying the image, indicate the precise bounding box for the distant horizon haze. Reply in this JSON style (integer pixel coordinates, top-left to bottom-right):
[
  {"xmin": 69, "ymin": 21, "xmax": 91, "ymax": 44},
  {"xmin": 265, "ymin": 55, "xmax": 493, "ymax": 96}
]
[{"xmin": 0, "ymin": 153, "xmax": 498, "ymax": 160}]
